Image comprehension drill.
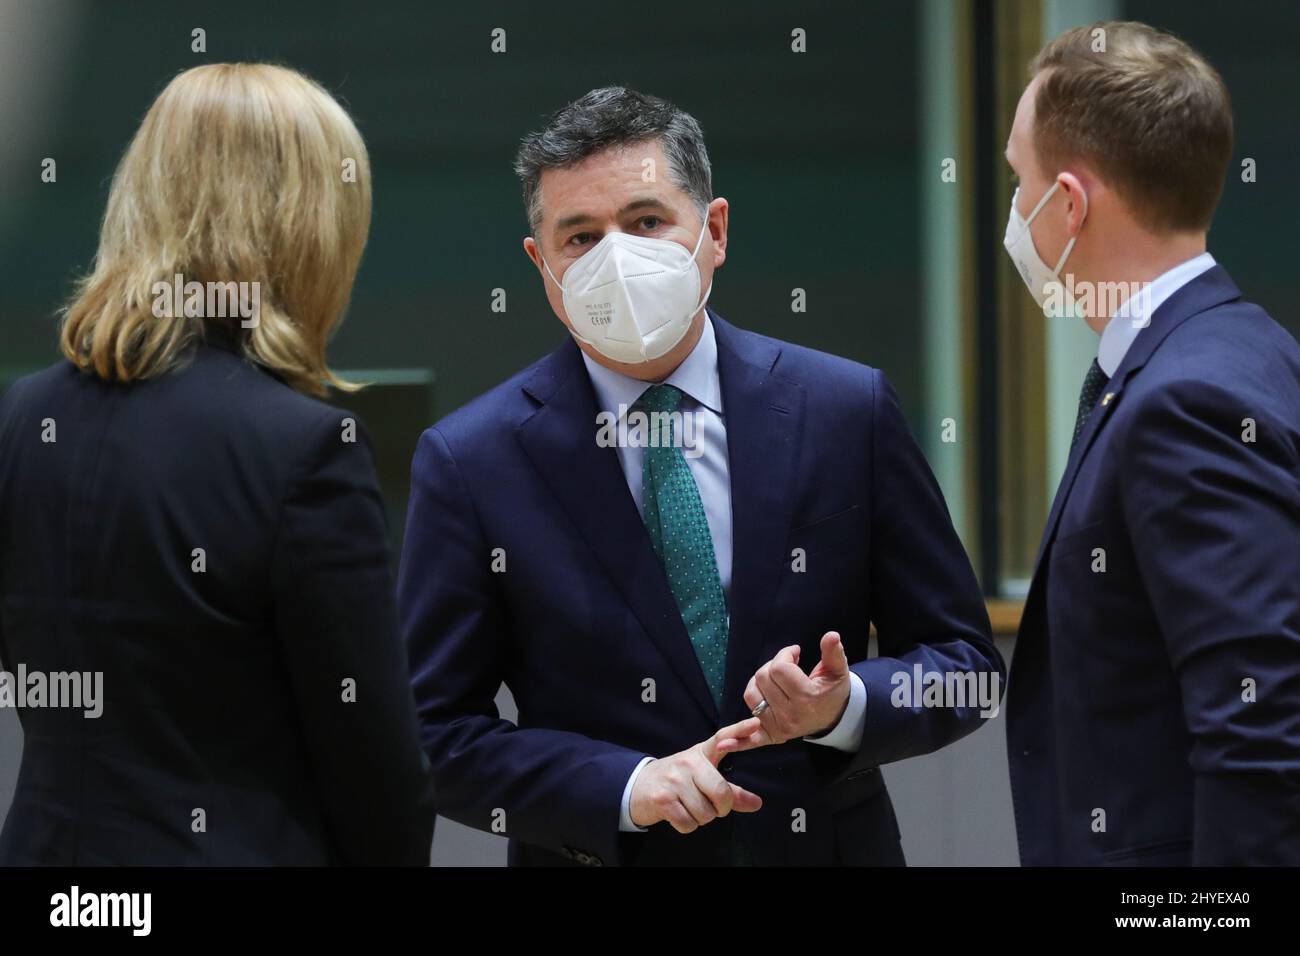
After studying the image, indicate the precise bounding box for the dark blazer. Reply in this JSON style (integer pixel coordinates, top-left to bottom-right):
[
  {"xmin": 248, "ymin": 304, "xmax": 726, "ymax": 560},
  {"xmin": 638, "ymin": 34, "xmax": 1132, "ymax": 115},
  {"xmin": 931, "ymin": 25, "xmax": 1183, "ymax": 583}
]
[
  {"xmin": 398, "ymin": 308, "xmax": 1002, "ymax": 866},
  {"xmin": 1007, "ymin": 265, "xmax": 1300, "ymax": 866},
  {"xmin": 0, "ymin": 330, "xmax": 434, "ymax": 865}
]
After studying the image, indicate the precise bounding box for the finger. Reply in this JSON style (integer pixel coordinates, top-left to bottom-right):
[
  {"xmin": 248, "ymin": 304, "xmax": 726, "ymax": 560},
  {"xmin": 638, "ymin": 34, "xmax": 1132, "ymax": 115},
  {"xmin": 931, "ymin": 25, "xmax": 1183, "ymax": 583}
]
[
  {"xmin": 770, "ymin": 660, "xmax": 813, "ymax": 700},
  {"xmin": 704, "ymin": 716, "xmax": 763, "ymax": 763},
  {"xmin": 756, "ymin": 662, "xmax": 791, "ymax": 703},
  {"xmin": 678, "ymin": 782, "xmax": 716, "ymax": 826},
  {"xmin": 692, "ymin": 762, "xmax": 735, "ymax": 817},
  {"xmin": 755, "ymin": 666, "xmax": 791, "ymax": 711},
  {"xmin": 752, "ymin": 697, "xmax": 787, "ymax": 743},
  {"xmin": 818, "ymin": 631, "xmax": 850, "ymax": 677},
  {"xmin": 729, "ymin": 784, "xmax": 763, "ymax": 813},
  {"xmin": 774, "ymin": 644, "xmax": 801, "ymax": 666},
  {"xmin": 718, "ymin": 724, "xmax": 772, "ymax": 753},
  {"xmin": 743, "ymin": 676, "xmax": 761, "ymax": 710},
  {"xmin": 754, "ymin": 669, "xmax": 790, "ymax": 740},
  {"xmin": 666, "ymin": 798, "xmax": 699, "ymax": 834}
]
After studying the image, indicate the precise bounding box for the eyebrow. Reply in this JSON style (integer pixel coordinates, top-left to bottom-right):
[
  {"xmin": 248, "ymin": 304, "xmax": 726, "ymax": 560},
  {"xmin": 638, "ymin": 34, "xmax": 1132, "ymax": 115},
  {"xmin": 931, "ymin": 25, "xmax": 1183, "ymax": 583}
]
[{"xmin": 552, "ymin": 197, "xmax": 673, "ymax": 234}]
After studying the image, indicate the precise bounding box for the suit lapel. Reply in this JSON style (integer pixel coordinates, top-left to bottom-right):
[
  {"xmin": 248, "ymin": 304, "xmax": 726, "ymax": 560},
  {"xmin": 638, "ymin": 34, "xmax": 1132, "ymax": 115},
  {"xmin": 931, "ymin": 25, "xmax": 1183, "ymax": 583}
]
[
  {"xmin": 1028, "ymin": 265, "xmax": 1244, "ymax": 580},
  {"xmin": 515, "ymin": 339, "xmax": 720, "ymax": 725},
  {"xmin": 710, "ymin": 313, "xmax": 806, "ymax": 724}
]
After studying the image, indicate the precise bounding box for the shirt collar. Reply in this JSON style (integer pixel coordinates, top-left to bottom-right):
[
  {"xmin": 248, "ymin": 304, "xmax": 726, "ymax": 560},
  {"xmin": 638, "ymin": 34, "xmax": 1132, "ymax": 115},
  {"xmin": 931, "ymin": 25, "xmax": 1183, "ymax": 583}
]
[
  {"xmin": 580, "ymin": 313, "xmax": 723, "ymax": 420},
  {"xmin": 1097, "ymin": 251, "xmax": 1216, "ymax": 377}
]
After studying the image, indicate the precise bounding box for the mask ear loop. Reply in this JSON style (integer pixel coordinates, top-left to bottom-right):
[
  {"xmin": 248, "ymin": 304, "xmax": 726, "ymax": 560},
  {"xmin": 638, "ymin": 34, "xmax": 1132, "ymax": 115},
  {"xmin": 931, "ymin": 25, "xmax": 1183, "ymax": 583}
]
[
  {"xmin": 697, "ymin": 278, "xmax": 714, "ymax": 313},
  {"xmin": 688, "ymin": 214, "xmax": 710, "ymax": 262},
  {"xmin": 687, "ymin": 215, "xmax": 713, "ymax": 316},
  {"xmin": 1050, "ymin": 185, "xmax": 1088, "ymax": 275},
  {"xmin": 1023, "ymin": 180, "xmax": 1059, "ymax": 226},
  {"xmin": 539, "ymin": 249, "xmax": 564, "ymax": 290}
]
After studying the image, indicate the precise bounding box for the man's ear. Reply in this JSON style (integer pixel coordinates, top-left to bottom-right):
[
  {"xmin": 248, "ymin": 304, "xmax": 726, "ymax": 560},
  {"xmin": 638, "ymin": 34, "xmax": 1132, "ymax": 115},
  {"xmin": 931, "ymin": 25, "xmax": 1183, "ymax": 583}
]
[
  {"xmin": 523, "ymin": 236, "xmax": 542, "ymax": 270},
  {"xmin": 706, "ymin": 197, "xmax": 729, "ymax": 265},
  {"xmin": 1057, "ymin": 171, "xmax": 1089, "ymax": 235}
]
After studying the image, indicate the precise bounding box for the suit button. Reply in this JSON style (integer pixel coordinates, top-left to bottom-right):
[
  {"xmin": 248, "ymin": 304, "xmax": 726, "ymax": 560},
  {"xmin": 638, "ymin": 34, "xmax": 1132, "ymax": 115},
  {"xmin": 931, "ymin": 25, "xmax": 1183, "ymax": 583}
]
[{"xmin": 1022, "ymin": 749, "xmax": 1032, "ymax": 757}]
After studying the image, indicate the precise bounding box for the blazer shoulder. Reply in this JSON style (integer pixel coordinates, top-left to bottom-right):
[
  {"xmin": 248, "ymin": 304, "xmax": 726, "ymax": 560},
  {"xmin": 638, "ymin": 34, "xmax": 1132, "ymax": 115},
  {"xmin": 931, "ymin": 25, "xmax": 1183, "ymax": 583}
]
[
  {"xmin": 0, "ymin": 361, "xmax": 100, "ymax": 432},
  {"xmin": 0, "ymin": 360, "xmax": 70, "ymax": 413},
  {"xmin": 760, "ymin": 330, "xmax": 883, "ymax": 402},
  {"xmin": 45, "ymin": 349, "xmax": 363, "ymax": 457},
  {"xmin": 424, "ymin": 342, "xmax": 571, "ymax": 450},
  {"xmin": 711, "ymin": 317, "xmax": 888, "ymax": 427},
  {"xmin": 1137, "ymin": 299, "xmax": 1300, "ymax": 412},
  {"xmin": 1171, "ymin": 296, "xmax": 1299, "ymax": 360},
  {"xmin": 149, "ymin": 349, "xmax": 363, "ymax": 467}
]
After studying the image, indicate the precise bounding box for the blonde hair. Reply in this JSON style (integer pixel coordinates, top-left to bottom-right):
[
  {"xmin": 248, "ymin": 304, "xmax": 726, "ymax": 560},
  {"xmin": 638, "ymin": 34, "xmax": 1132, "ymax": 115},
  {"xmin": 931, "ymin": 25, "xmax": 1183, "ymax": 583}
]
[{"xmin": 60, "ymin": 63, "xmax": 371, "ymax": 395}]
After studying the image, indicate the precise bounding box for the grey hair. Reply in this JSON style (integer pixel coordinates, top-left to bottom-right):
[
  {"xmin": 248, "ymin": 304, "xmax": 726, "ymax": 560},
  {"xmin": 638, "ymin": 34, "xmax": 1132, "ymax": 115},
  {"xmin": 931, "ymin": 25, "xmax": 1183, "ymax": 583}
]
[{"xmin": 512, "ymin": 86, "xmax": 712, "ymax": 237}]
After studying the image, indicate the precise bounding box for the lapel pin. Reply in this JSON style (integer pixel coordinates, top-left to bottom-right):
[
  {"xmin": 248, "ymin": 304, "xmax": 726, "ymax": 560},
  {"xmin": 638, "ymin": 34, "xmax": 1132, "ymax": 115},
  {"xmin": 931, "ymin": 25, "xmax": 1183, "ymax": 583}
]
[{"xmin": 1101, "ymin": 392, "xmax": 1115, "ymax": 406}]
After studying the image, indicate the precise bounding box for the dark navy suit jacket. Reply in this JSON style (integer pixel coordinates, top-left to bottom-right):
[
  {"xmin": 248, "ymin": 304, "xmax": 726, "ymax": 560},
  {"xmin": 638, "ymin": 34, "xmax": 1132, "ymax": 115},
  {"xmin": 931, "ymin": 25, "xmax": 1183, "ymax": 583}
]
[
  {"xmin": 1007, "ymin": 265, "xmax": 1300, "ymax": 865},
  {"xmin": 398, "ymin": 308, "xmax": 1003, "ymax": 866},
  {"xmin": 0, "ymin": 334, "xmax": 434, "ymax": 865}
]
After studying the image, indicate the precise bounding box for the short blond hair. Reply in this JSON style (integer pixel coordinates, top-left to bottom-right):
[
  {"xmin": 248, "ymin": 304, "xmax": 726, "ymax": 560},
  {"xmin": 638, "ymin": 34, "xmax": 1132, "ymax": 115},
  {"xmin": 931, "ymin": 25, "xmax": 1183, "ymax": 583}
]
[
  {"xmin": 60, "ymin": 63, "xmax": 371, "ymax": 396},
  {"xmin": 1030, "ymin": 21, "xmax": 1232, "ymax": 233}
]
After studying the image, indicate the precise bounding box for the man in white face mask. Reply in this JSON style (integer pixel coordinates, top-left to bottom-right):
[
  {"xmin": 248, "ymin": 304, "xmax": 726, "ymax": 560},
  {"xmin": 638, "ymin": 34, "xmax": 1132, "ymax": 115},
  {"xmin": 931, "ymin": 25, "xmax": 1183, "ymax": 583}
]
[
  {"xmin": 1003, "ymin": 21, "xmax": 1300, "ymax": 866},
  {"xmin": 399, "ymin": 86, "xmax": 1001, "ymax": 868}
]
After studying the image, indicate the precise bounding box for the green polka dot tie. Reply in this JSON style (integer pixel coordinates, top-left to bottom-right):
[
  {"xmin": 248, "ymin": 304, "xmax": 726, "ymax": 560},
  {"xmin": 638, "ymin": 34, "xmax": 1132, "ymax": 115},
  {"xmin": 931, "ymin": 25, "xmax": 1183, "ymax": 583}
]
[{"xmin": 638, "ymin": 383, "xmax": 729, "ymax": 710}]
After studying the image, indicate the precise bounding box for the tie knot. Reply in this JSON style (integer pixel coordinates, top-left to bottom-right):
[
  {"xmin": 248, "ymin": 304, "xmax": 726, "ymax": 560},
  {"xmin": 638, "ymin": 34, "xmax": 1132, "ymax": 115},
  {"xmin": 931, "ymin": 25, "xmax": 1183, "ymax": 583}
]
[{"xmin": 638, "ymin": 383, "xmax": 683, "ymax": 415}]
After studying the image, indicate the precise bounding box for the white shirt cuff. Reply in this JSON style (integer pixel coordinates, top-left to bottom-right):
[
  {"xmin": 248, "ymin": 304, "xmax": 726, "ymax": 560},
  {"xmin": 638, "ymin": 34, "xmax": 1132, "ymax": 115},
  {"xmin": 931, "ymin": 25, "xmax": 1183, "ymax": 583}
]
[
  {"xmin": 619, "ymin": 756, "xmax": 656, "ymax": 832},
  {"xmin": 803, "ymin": 671, "xmax": 867, "ymax": 752}
]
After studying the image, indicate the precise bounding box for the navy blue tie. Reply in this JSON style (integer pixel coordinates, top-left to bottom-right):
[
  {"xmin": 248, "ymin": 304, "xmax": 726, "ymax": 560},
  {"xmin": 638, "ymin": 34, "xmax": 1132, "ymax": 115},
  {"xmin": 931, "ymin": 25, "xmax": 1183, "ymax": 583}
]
[{"xmin": 1072, "ymin": 359, "xmax": 1110, "ymax": 451}]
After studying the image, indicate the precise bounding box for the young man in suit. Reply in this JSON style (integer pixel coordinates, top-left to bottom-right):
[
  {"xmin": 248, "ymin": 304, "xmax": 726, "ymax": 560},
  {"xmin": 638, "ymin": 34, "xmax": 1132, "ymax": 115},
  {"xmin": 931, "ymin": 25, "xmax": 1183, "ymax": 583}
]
[
  {"xmin": 400, "ymin": 86, "xmax": 1002, "ymax": 866},
  {"xmin": 1003, "ymin": 21, "xmax": 1300, "ymax": 865}
]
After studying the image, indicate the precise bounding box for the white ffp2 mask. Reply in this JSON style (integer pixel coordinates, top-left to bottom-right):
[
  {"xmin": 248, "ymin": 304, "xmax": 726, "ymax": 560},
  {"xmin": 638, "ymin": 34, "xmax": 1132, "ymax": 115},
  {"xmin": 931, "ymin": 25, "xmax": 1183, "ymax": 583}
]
[
  {"xmin": 1003, "ymin": 182, "xmax": 1087, "ymax": 318},
  {"xmin": 540, "ymin": 218, "xmax": 712, "ymax": 364}
]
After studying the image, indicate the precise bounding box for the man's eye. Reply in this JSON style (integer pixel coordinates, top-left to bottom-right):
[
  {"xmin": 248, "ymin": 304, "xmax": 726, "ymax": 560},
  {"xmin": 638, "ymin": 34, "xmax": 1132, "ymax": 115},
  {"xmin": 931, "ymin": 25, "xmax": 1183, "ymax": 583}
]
[
  {"xmin": 567, "ymin": 233, "xmax": 594, "ymax": 247},
  {"xmin": 639, "ymin": 216, "xmax": 662, "ymax": 230}
]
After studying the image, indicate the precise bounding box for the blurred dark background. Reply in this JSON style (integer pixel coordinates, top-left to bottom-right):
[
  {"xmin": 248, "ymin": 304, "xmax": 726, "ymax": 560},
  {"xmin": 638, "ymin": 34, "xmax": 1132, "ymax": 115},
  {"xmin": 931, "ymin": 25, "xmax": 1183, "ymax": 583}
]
[{"xmin": 0, "ymin": 0, "xmax": 925, "ymax": 425}]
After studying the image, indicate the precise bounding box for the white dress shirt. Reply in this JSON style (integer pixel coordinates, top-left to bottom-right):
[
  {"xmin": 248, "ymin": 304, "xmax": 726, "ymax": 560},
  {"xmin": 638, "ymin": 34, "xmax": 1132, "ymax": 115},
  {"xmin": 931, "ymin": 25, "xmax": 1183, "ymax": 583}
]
[
  {"xmin": 1098, "ymin": 252, "xmax": 1216, "ymax": 376},
  {"xmin": 578, "ymin": 314, "xmax": 868, "ymax": 832}
]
